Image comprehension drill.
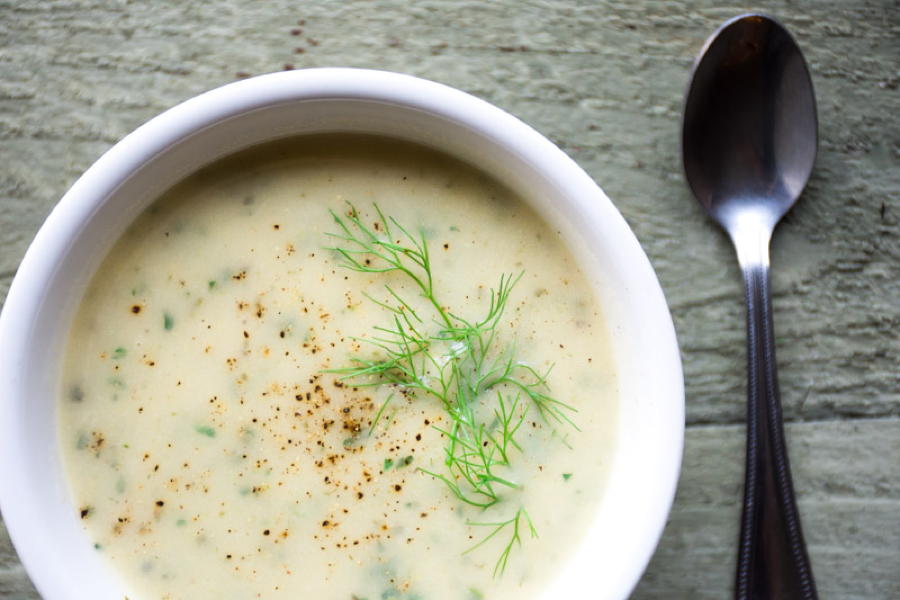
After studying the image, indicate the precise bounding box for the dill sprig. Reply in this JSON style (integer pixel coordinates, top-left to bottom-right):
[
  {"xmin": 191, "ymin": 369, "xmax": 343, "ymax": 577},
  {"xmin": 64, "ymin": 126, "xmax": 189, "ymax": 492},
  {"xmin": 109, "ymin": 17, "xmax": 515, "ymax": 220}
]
[
  {"xmin": 326, "ymin": 202, "xmax": 576, "ymax": 575},
  {"xmin": 465, "ymin": 508, "xmax": 538, "ymax": 578}
]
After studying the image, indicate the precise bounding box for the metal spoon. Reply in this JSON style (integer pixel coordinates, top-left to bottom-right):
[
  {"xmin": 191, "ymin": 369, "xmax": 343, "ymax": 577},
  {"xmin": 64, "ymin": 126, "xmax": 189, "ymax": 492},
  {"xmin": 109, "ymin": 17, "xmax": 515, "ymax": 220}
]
[{"xmin": 682, "ymin": 13, "xmax": 818, "ymax": 600}]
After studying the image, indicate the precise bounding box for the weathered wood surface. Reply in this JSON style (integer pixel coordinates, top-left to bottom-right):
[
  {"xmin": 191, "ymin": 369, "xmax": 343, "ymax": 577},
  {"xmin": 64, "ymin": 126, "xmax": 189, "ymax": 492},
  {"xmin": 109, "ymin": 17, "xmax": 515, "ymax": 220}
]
[{"xmin": 1, "ymin": 1, "xmax": 897, "ymax": 598}]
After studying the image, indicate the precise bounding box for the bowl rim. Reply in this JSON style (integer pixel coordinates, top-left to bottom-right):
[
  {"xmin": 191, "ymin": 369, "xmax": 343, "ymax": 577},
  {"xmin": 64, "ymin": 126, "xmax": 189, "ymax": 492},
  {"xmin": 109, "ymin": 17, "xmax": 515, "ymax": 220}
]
[{"xmin": 0, "ymin": 67, "xmax": 684, "ymax": 599}]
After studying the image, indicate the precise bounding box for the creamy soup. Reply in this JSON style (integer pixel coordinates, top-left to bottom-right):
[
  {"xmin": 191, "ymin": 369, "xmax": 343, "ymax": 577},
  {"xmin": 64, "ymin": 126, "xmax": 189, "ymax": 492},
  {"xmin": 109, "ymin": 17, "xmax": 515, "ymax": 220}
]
[{"xmin": 59, "ymin": 136, "xmax": 618, "ymax": 599}]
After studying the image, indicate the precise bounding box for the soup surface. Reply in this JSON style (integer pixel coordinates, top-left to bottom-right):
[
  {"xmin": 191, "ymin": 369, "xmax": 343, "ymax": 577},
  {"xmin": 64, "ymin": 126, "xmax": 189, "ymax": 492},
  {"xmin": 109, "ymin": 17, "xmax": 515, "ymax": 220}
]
[{"xmin": 59, "ymin": 136, "xmax": 618, "ymax": 599}]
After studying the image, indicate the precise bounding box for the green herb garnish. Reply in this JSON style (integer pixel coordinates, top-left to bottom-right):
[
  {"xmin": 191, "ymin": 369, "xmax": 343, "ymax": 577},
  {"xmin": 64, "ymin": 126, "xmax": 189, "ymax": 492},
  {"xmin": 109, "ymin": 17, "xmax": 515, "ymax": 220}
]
[
  {"xmin": 326, "ymin": 203, "xmax": 576, "ymax": 575},
  {"xmin": 465, "ymin": 507, "xmax": 537, "ymax": 578}
]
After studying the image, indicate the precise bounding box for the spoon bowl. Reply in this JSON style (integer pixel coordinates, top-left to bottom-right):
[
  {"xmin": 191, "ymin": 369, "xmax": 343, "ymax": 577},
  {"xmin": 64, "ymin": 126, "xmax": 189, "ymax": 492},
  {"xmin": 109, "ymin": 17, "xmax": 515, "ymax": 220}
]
[
  {"xmin": 682, "ymin": 13, "xmax": 818, "ymax": 600},
  {"xmin": 683, "ymin": 13, "xmax": 817, "ymax": 231}
]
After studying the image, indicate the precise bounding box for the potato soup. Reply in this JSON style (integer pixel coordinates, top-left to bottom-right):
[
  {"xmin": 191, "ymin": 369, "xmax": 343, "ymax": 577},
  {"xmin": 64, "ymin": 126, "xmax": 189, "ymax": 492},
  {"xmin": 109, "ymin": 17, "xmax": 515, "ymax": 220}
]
[{"xmin": 58, "ymin": 135, "xmax": 618, "ymax": 599}]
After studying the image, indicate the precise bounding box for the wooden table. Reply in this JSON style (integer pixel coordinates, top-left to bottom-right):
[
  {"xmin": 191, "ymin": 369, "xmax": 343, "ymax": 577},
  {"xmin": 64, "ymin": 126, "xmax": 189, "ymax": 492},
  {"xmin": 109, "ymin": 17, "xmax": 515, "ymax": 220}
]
[{"xmin": 1, "ymin": 1, "xmax": 897, "ymax": 598}]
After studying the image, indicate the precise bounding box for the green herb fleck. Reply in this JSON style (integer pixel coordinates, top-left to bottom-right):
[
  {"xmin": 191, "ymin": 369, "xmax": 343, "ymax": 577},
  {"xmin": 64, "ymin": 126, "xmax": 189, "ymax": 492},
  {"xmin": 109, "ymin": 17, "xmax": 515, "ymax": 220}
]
[
  {"xmin": 562, "ymin": 473, "xmax": 572, "ymax": 481},
  {"xmin": 342, "ymin": 436, "xmax": 361, "ymax": 448},
  {"xmin": 449, "ymin": 225, "xmax": 460, "ymax": 232},
  {"xmin": 112, "ymin": 346, "xmax": 127, "ymax": 360},
  {"xmin": 163, "ymin": 312, "xmax": 174, "ymax": 330},
  {"xmin": 468, "ymin": 589, "xmax": 485, "ymax": 600},
  {"xmin": 93, "ymin": 543, "xmax": 102, "ymax": 550},
  {"xmin": 69, "ymin": 385, "xmax": 84, "ymax": 402},
  {"xmin": 208, "ymin": 280, "xmax": 217, "ymax": 290},
  {"xmin": 195, "ymin": 425, "xmax": 216, "ymax": 438},
  {"xmin": 382, "ymin": 455, "xmax": 413, "ymax": 472},
  {"xmin": 176, "ymin": 518, "xmax": 187, "ymax": 527}
]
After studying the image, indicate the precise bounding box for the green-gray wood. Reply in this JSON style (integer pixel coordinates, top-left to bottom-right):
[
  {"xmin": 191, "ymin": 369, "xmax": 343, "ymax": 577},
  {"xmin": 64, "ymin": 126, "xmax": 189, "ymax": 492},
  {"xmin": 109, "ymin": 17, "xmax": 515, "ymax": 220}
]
[{"xmin": 1, "ymin": 1, "xmax": 897, "ymax": 598}]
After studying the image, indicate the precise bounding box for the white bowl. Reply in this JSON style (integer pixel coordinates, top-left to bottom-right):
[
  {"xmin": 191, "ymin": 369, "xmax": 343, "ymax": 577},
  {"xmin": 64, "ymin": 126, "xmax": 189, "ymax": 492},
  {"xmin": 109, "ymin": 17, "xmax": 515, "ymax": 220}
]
[{"xmin": 0, "ymin": 68, "xmax": 683, "ymax": 599}]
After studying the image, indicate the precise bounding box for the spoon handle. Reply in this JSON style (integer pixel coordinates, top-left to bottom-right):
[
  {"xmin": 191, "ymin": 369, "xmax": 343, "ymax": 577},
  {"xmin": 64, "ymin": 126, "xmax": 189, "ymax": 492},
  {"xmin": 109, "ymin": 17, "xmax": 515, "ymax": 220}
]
[{"xmin": 736, "ymin": 256, "xmax": 818, "ymax": 600}]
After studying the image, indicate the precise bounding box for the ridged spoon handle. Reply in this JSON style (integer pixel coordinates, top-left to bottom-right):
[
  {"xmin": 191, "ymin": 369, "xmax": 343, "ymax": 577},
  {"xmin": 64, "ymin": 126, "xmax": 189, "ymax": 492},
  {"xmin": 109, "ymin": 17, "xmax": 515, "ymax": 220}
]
[{"xmin": 734, "ymin": 229, "xmax": 818, "ymax": 600}]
